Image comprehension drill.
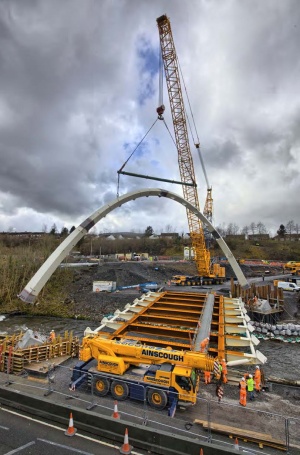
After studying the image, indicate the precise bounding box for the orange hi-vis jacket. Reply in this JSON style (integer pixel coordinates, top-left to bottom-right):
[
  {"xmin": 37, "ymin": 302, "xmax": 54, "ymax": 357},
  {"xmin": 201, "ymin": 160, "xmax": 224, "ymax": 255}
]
[{"xmin": 254, "ymin": 369, "xmax": 261, "ymax": 390}]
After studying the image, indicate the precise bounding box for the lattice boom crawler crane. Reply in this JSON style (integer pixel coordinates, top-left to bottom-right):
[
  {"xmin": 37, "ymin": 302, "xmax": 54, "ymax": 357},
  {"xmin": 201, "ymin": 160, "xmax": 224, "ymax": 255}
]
[{"xmin": 156, "ymin": 14, "xmax": 225, "ymax": 286}]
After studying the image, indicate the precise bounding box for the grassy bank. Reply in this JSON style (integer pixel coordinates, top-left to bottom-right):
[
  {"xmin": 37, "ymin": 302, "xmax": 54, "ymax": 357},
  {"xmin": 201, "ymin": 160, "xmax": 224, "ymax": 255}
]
[{"xmin": 1, "ymin": 235, "xmax": 299, "ymax": 316}]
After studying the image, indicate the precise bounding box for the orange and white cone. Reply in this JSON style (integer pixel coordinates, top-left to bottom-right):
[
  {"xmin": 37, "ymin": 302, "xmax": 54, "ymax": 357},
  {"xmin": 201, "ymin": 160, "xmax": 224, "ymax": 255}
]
[
  {"xmin": 65, "ymin": 412, "xmax": 77, "ymax": 436},
  {"xmin": 112, "ymin": 400, "xmax": 120, "ymax": 419},
  {"xmin": 119, "ymin": 428, "xmax": 132, "ymax": 454},
  {"xmin": 234, "ymin": 437, "xmax": 239, "ymax": 450}
]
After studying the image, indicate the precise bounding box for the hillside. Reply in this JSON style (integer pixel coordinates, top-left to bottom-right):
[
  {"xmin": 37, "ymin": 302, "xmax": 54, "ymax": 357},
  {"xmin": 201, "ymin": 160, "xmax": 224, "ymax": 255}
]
[{"xmin": 0, "ymin": 234, "xmax": 299, "ymax": 319}]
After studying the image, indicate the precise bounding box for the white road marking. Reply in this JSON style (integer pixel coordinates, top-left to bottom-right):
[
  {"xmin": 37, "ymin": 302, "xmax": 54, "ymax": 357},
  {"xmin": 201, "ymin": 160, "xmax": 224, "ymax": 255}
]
[
  {"xmin": 1, "ymin": 407, "xmax": 144, "ymax": 454},
  {"xmin": 0, "ymin": 424, "xmax": 9, "ymax": 430},
  {"xmin": 37, "ymin": 438, "xmax": 93, "ymax": 454},
  {"xmin": 4, "ymin": 441, "xmax": 35, "ymax": 454}
]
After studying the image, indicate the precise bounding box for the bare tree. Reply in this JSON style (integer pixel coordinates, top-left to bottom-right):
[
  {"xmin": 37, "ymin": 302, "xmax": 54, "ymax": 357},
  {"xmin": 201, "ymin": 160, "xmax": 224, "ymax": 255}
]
[
  {"xmin": 226, "ymin": 223, "xmax": 239, "ymax": 235},
  {"xmin": 241, "ymin": 225, "xmax": 249, "ymax": 236},
  {"xmin": 256, "ymin": 221, "xmax": 267, "ymax": 234},
  {"xmin": 165, "ymin": 224, "xmax": 174, "ymax": 233},
  {"xmin": 286, "ymin": 220, "xmax": 295, "ymax": 239},
  {"xmin": 216, "ymin": 223, "xmax": 226, "ymax": 237},
  {"xmin": 249, "ymin": 222, "xmax": 257, "ymax": 235}
]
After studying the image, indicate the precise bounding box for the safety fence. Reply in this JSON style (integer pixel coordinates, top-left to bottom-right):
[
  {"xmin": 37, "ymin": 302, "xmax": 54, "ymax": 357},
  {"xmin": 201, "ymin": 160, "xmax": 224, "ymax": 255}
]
[
  {"xmin": 0, "ymin": 362, "xmax": 299, "ymax": 454},
  {"xmin": 0, "ymin": 332, "xmax": 79, "ymax": 373}
]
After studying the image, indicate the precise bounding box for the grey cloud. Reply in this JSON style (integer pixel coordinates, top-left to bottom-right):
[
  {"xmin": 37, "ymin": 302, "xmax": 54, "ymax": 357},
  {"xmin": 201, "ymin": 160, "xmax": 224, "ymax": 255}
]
[{"xmin": 0, "ymin": 0, "xmax": 299, "ymax": 235}]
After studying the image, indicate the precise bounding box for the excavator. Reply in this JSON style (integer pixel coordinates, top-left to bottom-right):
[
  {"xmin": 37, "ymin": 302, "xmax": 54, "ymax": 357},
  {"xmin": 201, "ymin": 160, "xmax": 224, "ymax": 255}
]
[{"xmin": 156, "ymin": 15, "xmax": 225, "ymax": 286}]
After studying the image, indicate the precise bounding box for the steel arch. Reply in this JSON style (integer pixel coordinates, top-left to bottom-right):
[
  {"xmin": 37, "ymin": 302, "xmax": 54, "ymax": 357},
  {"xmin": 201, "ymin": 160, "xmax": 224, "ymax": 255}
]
[{"xmin": 19, "ymin": 188, "xmax": 249, "ymax": 303}]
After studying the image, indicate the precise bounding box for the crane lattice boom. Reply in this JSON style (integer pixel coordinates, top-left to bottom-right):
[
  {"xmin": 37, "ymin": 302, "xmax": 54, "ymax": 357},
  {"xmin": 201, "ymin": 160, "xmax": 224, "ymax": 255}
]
[{"xmin": 157, "ymin": 15, "xmax": 211, "ymax": 277}]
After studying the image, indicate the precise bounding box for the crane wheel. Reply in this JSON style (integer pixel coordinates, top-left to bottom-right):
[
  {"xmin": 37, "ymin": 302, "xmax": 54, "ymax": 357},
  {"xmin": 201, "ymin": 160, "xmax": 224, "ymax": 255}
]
[
  {"xmin": 187, "ymin": 281, "xmax": 191, "ymax": 286},
  {"xmin": 110, "ymin": 380, "xmax": 129, "ymax": 400},
  {"xmin": 147, "ymin": 388, "xmax": 168, "ymax": 410},
  {"xmin": 94, "ymin": 377, "xmax": 110, "ymax": 396},
  {"xmin": 181, "ymin": 282, "xmax": 185, "ymax": 286}
]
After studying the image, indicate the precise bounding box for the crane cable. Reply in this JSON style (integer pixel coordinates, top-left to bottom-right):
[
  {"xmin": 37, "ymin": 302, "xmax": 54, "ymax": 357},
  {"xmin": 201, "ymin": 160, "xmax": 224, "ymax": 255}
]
[
  {"xmin": 117, "ymin": 118, "xmax": 158, "ymax": 197},
  {"xmin": 158, "ymin": 50, "xmax": 196, "ymax": 183},
  {"xmin": 159, "ymin": 49, "xmax": 163, "ymax": 107},
  {"xmin": 178, "ymin": 60, "xmax": 210, "ymax": 190},
  {"xmin": 118, "ymin": 48, "xmax": 176, "ymax": 197},
  {"xmin": 117, "ymin": 49, "xmax": 195, "ymax": 197}
]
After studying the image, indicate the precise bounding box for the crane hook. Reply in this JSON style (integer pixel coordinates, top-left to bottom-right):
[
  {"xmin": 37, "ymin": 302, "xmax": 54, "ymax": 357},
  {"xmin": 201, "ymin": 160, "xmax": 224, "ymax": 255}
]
[{"xmin": 156, "ymin": 104, "xmax": 165, "ymax": 120}]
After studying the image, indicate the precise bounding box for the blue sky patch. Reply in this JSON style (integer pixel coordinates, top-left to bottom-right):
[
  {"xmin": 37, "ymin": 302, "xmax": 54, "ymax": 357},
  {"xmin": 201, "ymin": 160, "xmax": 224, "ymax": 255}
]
[{"xmin": 136, "ymin": 34, "xmax": 160, "ymax": 105}]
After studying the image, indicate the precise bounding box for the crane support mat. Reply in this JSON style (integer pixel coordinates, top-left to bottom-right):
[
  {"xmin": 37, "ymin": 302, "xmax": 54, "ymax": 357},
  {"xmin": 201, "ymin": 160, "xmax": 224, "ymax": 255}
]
[{"xmin": 193, "ymin": 419, "xmax": 286, "ymax": 451}]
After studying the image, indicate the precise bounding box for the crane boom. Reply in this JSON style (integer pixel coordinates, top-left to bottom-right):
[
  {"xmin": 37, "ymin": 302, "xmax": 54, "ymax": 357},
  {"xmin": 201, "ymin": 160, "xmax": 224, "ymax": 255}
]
[{"xmin": 156, "ymin": 15, "xmax": 211, "ymax": 277}]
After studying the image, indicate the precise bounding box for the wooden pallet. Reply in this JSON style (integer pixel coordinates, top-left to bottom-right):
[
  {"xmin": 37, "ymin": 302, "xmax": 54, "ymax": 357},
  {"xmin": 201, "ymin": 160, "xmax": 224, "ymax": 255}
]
[{"xmin": 194, "ymin": 419, "xmax": 286, "ymax": 451}]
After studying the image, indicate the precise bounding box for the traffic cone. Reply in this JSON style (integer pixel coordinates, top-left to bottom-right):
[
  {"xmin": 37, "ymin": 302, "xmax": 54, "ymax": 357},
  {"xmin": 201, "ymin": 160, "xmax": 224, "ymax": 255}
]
[
  {"xmin": 119, "ymin": 428, "xmax": 132, "ymax": 454},
  {"xmin": 200, "ymin": 449, "xmax": 204, "ymax": 455},
  {"xmin": 112, "ymin": 400, "xmax": 120, "ymax": 419},
  {"xmin": 234, "ymin": 437, "xmax": 239, "ymax": 450},
  {"xmin": 65, "ymin": 412, "xmax": 77, "ymax": 436}
]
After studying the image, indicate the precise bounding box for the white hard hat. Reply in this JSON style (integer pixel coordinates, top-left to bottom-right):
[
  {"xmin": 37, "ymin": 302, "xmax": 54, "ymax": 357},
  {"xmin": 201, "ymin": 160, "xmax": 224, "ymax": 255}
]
[
  {"xmin": 222, "ymin": 359, "xmax": 226, "ymax": 361},
  {"xmin": 51, "ymin": 330, "xmax": 54, "ymax": 332},
  {"xmin": 241, "ymin": 377, "xmax": 245, "ymax": 381},
  {"xmin": 207, "ymin": 337, "xmax": 210, "ymax": 340},
  {"xmin": 256, "ymin": 365, "xmax": 260, "ymax": 369},
  {"xmin": 249, "ymin": 374, "xmax": 252, "ymax": 378}
]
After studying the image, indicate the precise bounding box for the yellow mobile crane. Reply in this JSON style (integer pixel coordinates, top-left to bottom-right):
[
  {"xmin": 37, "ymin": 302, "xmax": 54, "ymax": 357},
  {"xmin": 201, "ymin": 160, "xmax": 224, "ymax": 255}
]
[
  {"xmin": 71, "ymin": 337, "xmax": 214, "ymax": 411},
  {"xmin": 156, "ymin": 15, "xmax": 225, "ymax": 286}
]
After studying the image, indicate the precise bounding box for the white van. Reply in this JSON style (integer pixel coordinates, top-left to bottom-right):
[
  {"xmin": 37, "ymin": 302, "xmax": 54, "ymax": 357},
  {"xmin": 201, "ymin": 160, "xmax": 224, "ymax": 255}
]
[{"xmin": 277, "ymin": 281, "xmax": 300, "ymax": 292}]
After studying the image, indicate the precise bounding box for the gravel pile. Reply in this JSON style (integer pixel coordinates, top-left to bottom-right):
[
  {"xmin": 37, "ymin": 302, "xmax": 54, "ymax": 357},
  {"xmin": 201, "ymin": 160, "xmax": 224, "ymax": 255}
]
[{"xmin": 67, "ymin": 261, "xmax": 197, "ymax": 320}]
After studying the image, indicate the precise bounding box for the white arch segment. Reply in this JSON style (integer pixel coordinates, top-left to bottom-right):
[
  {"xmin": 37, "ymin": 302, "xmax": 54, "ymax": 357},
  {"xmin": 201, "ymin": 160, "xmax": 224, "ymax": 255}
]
[{"xmin": 19, "ymin": 188, "xmax": 250, "ymax": 303}]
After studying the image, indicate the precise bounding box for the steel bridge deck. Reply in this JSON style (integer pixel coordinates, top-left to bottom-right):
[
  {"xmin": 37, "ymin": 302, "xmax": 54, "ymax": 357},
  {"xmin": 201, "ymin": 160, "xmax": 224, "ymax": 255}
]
[{"xmin": 92, "ymin": 290, "xmax": 266, "ymax": 365}]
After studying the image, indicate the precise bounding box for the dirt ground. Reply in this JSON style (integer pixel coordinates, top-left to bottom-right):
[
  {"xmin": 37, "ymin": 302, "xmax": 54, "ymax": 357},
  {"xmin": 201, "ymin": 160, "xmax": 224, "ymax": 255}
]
[
  {"xmin": 66, "ymin": 260, "xmax": 299, "ymax": 321},
  {"xmin": 67, "ymin": 260, "xmax": 198, "ymax": 320},
  {"xmin": 64, "ymin": 260, "xmax": 300, "ymax": 448}
]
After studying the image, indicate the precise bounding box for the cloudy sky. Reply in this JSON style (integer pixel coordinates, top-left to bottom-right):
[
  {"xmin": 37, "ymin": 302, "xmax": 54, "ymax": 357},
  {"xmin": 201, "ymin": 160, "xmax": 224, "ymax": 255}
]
[{"xmin": 0, "ymin": 0, "xmax": 299, "ymax": 236}]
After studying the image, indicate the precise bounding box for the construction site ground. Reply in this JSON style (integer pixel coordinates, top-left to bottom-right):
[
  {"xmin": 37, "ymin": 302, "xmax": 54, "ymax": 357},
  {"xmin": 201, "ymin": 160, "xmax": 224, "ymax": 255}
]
[
  {"xmin": 2, "ymin": 260, "xmax": 300, "ymax": 453},
  {"xmin": 1, "ymin": 355, "xmax": 299, "ymax": 454},
  {"xmin": 67, "ymin": 260, "xmax": 298, "ymax": 319}
]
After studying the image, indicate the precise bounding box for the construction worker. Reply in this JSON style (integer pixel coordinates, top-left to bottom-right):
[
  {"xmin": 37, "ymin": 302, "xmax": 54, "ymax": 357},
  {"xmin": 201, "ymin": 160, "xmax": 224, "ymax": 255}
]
[
  {"xmin": 221, "ymin": 358, "xmax": 228, "ymax": 383},
  {"xmin": 49, "ymin": 330, "xmax": 56, "ymax": 342},
  {"xmin": 254, "ymin": 366, "xmax": 261, "ymax": 393},
  {"xmin": 247, "ymin": 374, "xmax": 255, "ymax": 401},
  {"xmin": 218, "ymin": 362, "xmax": 223, "ymax": 381},
  {"xmin": 204, "ymin": 370, "xmax": 211, "ymax": 384},
  {"xmin": 200, "ymin": 337, "xmax": 209, "ymax": 353},
  {"xmin": 239, "ymin": 377, "xmax": 247, "ymax": 406}
]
